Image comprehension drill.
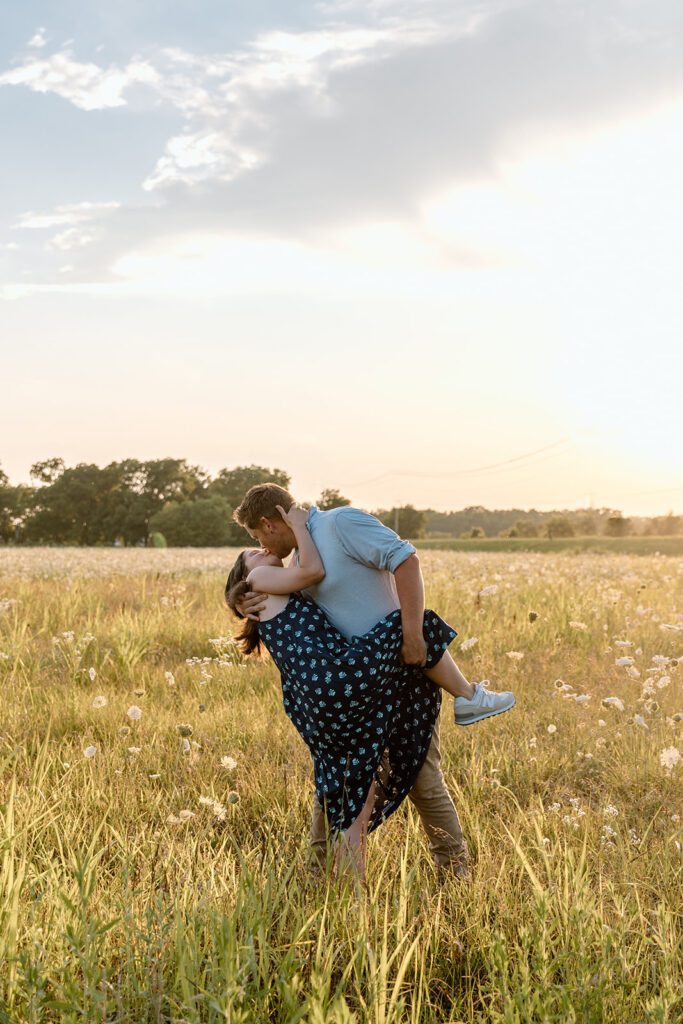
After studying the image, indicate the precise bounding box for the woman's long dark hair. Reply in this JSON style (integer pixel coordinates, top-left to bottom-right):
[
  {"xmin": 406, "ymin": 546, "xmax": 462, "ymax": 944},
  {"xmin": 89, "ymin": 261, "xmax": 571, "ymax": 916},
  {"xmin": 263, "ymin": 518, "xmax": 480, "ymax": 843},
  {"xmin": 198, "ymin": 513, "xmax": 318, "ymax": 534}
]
[{"xmin": 224, "ymin": 550, "xmax": 263, "ymax": 657}]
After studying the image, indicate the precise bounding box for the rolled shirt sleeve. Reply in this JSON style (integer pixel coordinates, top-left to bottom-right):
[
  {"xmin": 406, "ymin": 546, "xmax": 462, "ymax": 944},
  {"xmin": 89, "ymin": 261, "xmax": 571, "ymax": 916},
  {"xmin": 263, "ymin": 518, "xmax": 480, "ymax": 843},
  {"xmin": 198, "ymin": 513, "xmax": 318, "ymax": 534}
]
[{"xmin": 333, "ymin": 507, "xmax": 416, "ymax": 573}]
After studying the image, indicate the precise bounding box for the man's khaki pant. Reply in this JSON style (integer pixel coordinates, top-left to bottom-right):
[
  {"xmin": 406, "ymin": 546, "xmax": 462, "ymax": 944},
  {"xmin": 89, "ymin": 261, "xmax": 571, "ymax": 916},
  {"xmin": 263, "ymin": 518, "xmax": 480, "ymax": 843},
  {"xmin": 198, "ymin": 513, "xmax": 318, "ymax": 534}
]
[{"xmin": 309, "ymin": 713, "xmax": 469, "ymax": 872}]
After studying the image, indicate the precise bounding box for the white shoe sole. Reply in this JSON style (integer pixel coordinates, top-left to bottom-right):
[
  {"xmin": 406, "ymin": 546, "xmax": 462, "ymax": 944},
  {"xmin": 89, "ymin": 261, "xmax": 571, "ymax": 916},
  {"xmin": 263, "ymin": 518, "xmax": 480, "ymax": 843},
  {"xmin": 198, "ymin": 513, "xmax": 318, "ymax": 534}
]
[{"xmin": 454, "ymin": 694, "xmax": 516, "ymax": 727}]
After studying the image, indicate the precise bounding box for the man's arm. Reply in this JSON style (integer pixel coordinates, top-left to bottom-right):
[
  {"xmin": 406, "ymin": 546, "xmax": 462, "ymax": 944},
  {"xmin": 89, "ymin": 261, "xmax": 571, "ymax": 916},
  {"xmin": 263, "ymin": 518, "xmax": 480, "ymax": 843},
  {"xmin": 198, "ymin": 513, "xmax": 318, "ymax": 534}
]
[
  {"xmin": 394, "ymin": 554, "xmax": 427, "ymax": 666},
  {"xmin": 333, "ymin": 508, "xmax": 425, "ymax": 666}
]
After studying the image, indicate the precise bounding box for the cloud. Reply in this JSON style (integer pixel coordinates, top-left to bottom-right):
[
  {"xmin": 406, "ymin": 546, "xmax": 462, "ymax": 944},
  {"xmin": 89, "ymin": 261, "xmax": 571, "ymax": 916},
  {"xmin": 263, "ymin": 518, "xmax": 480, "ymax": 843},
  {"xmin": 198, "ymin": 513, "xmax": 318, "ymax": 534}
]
[
  {"xmin": 12, "ymin": 201, "xmax": 120, "ymax": 230},
  {"xmin": 0, "ymin": 50, "xmax": 159, "ymax": 110},
  {"xmin": 3, "ymin": 1, "xmax": 683, "ymax": 287},
  {"xmin": 27, "ymin": 27, "xmax": 48, "ymax": 49}
]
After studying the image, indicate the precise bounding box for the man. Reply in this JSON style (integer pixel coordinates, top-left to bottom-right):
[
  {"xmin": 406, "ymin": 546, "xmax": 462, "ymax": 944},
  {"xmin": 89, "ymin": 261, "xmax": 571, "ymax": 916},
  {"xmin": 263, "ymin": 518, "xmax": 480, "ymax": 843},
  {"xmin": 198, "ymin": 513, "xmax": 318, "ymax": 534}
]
[{"xmin": 233, "ymin": 483, "xmax": 503, "ymax": 880}]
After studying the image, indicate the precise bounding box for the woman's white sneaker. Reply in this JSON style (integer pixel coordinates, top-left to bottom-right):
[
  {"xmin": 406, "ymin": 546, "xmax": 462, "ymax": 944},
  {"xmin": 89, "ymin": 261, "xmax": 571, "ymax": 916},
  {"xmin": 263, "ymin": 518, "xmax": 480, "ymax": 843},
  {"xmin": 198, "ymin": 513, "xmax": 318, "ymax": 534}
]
[{"xmin": 454, "ymin": 682, "xmax": 516, "ymax": 726}]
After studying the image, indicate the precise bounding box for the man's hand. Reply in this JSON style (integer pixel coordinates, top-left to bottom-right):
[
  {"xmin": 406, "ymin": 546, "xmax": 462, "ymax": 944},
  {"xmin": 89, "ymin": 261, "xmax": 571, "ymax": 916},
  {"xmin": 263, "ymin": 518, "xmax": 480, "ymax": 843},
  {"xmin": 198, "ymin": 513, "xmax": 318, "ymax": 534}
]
[
  {"xmin": 401, "ymin": 632, "xmax": 427, "ymax": 667},
  {"xmin": 237, "ymin": 590, "xmax": 268, "ymax": 622}
]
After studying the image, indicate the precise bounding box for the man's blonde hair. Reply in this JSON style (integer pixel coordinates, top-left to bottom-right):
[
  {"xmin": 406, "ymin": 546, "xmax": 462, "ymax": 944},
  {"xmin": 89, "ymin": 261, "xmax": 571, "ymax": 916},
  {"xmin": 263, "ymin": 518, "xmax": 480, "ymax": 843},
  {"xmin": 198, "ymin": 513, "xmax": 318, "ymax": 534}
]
[{"xmin": 233, "ymin": 483, "xmax": 295, "ymax": 529}]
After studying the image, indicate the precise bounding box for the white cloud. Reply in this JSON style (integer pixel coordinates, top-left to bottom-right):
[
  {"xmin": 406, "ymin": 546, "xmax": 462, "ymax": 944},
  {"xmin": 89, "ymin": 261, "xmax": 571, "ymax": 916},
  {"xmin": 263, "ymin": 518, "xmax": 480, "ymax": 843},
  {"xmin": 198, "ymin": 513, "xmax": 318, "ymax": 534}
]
[
  {"xmin": 28, "ymin": 28, "xmax": 48, "ymax": 49},
  {"xmin": 0, "ymin": 51, "xmax": 159, "ymax": 110},
  {"xmin": 3, "ymin": 1, "xmax": 683, "ymax": 287},
  {"xmin": 13, "ymin": 201, "xmax": 120, "ymax": 230}
]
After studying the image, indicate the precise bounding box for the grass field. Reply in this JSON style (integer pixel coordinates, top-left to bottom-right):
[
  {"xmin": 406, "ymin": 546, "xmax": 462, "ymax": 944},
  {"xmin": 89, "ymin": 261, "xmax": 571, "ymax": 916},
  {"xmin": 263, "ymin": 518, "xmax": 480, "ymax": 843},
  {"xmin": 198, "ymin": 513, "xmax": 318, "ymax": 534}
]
[
  {"xmin": 414, "ymin": 536, "xmax": 683, "ymax": 556},
  {"xmin": 0, "ymin": 548, "xmax": 681, "ymax": 1023}
]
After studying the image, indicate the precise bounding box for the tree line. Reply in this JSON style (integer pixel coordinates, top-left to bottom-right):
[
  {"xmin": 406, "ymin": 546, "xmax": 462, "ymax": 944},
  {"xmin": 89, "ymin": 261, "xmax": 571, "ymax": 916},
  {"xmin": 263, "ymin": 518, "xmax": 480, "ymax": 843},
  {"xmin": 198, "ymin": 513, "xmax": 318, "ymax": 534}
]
[{"xmin": 0, "ymin": 458, "xmax": 679, "ymax": 546}]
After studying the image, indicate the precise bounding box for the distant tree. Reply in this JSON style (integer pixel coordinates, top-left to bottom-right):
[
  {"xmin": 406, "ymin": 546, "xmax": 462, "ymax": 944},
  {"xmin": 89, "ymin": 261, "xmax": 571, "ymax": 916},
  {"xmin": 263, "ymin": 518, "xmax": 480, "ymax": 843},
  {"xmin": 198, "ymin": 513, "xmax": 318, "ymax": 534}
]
[
  {"xmin": 461, "ymin": 526, "xmax": 486, "ymax": 539},
  {"xmin": 514, "ymin": 519, "xmax": 539, "ymax": 537},
  {"xmin": 645, "ymin": 512, "xmax": 682, "ymax": 536},
  {"xmin": 318, "ymin": 488, "xmax": 351, "ymax": 510},
  {"xmin": 575, "ymin": 513, "xmax": 598, "ymax": 535},
  {"xmin": 544, "ymin": 516, "xmax": 575, "ymax": 539},
  {"xmin": 378, "ymin": 505, "xmax": 425, "ymax": 539},
  {"xmin": 148, "ymin": 496, "xmax": 234, "ymax": 546},
  {"xmin": 29, "ymin": 457, "xmax": 65, "ymax": 484},
  {"xmin": 605, "ymin": 515, "xmax": 632, "ymax": 537},
  {"xmin": 23, "ymin": 463, "xmax": 114, "ymax": 544},
  {"xmin": 208, "ymin": 465, "xmax": 291, "ymax": 510}
]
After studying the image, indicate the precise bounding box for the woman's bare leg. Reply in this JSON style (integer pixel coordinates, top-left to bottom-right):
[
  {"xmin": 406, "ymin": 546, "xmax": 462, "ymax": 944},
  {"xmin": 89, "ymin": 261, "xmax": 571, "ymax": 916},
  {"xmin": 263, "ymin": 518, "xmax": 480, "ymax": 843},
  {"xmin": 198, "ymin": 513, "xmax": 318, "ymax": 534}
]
[
  {"xmin": 332, "ymin": 779, "xmax": 377, "ymax": 885},
  {"xmin": 424, "ymin": 651, "xmax": 476, "ymax": 700}
]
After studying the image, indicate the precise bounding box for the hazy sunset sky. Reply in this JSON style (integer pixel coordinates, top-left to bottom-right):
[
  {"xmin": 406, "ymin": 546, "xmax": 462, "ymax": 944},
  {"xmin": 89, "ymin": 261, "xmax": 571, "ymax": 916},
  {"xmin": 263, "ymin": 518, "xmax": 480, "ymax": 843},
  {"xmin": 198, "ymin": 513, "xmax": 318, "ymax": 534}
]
[{"xmin": 2, "ymin": 1, "xmax": 682, "ymax": 515}]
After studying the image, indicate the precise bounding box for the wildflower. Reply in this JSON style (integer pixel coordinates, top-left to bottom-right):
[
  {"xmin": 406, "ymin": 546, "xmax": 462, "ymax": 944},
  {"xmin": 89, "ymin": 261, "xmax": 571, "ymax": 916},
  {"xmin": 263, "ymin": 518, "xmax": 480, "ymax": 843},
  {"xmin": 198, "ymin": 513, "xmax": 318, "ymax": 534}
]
[
  {"xmin": 119, "ymin": 725, "xmax": 131, "ymax": 736},
  {"xmin": 615, "ymin": 657, "xmax": 635, "ymax": 667},
  {"xmin": 92, "ymin": 695, "xmax": 107, "ymax": 709},
  {"xmin": 460, "ymin": 637, "xmax": 478, "ymax": 651},
  {"xmin": 603, "ymin": 804, "xmax": 619, "ymax": 818},
  {"xmin": 652, "ymin": 655, "xmax": 670, "ymax": 665},
  {"xmin": 506, "ymin": 651, "xmax": 524, "ymax": 661},
  {"xmin": 227, "ymin": 791, "xmax": 240, "ymax": 805},
  {"xmin": 542, "ymin": 836, "xmax": 550, "ymax": 846},
  {"xmin": 88, "ymin": 667, "xmax": 97, "ymax": 682},
  {"xmin": 528, "ymin": 611, "xmax": 539, "ymax": 622},
  {"xmin": 555, "ymin": 679, "xmax": 573, "ymax": 691},
  {"xmin": 83, "ymin": 745, "xmax": 97, "ymax": 758},
  {"xmin": 659, "ymin": 623, "xmax": 680, "ymax": 632},
  {"xmin": 177, "ymin": 724, "xmax": 193, "ymax": 738},
  {"xmin": 220, "ymin": 755, "xmax": 238, "ymax": 771},
  {"xmin": 479, "ymin": 585, "xmax": 498, "ymax": 597},
  {"xmin": 569, "ymin": 621, "xmax": 588, "ymax": 631},
  {"xmin": 547, "ymin": 724, "xmax": 557, "ymax": 734},
  {"xmin": 165, "ymin": 671, "xmax": 176, "ymax": 686},
  {"xmin": 148, "ymin": 772, "xmax": 161, "ymax": 780},
  {"xmin": 633, "ymin": 714, "xmax": 648, "ymax": 729},
  {"xmin": 127, "ymin": 746, "xmax": 142, "ymax": 755},
  {"xmin": 626, "ymin": 666, "xmax": 641, "ymax": 679},
  {"xmin": 598, "ymin": 719, "xmax": 606, "ymax": 727},
  {"xmin": 548, "ymin": 802, "xmax": 561, "ymax": 813},
  {"xmin": 573, "ymin": 694, "xmax": 591, "ymax": 703},
  {"xmin": 660, "ymin": 747, "xmax": 681, "ymax": 773},
  {"xmin": 601, "ymin": 824, "xmax": 618, "ymax": 843},
  {"xmin": 178, "ymin": 809, "xmax": 195, "ymax": 821},
  {"xmin": 166, "ymin": 814, "xmax": 182, "ymax": 825},
  {"xmin": 602, "ymin": 697, "xmax": 625, "ymax": 712},
  {"xmin": 528, "ymin": 737, "xmax": 537, "ymax": 749},
  {"xmin": 656, "ymin": 675, "xmax": 671, "ymax": 689},
  {"xmin": 614, "ymin": 640, "xmax": 633, "ymax": 648},
  {"xmin": 126, "ymin": 705, "xmax": 142, "ymax": 721}
]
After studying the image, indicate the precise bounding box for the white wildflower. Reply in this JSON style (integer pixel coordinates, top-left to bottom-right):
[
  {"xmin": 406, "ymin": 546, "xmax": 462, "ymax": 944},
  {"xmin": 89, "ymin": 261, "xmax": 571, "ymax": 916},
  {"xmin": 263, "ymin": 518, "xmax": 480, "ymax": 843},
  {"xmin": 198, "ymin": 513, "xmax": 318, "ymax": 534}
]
[
  {"xmin": 506, "ymin": 651, "xmax": 524, "ymax": 661},
  {"xmin": 603, "ymin": 804, "xmax": 619, "ymax": 818},
  {"xmin": 165, "ymin": 671, "xmax": 176, "ymax": 686},
  {"xmin": 626, "ymin": 666, "xmax": 641, "ymax": 679},
  {"xmin": 91, "ymin": 695, "xmax": 107, "ymax": 709},
  {"xmin": 178, "ymin": 809, "xmax": 195, "ymax": 821},
  {"xmin": 633, "ymin": 714, "xmax": 648, "ymax": 729},
  {"xmin": 220, "ymin": 755, "xmax": 238, "ymax": 771},
  {"xmin": 460, "ymin": 637, "xmax": 478, "ymax": 651},
  {"xmin": 547, "ymin": 724, "xmax": 557, "ymax": 734},
  {"xmin": 569, "ymin": 621, "xmax": 588, "ymax": 631},
  {"xmin": 88, "ymin": 667, "xmax": 97, "ymax": 682},
  {"xmin": 478, "ymin": 585, "xmax": 498, "ymax": 597},
  {"xmin": 615, "ymin": 657, "xmax": 635, "ymax": 667},
  {"xmin": 83, "ymin": 745, "xmax": 97, "ymax": 758},
  {"xmin": 614, "ymin": 640, "xmax": 633, "ymax": 648},
  {"xmin": 126, "ymin": 705, "xmax": 142, "ymax": 721},
  {"xmin": 659, "ymin": 747, "xmax": 681, "ymax": 773},
  {"xmin": 602, "ymin": 697, "xmax": 625, "ymax": 712}
]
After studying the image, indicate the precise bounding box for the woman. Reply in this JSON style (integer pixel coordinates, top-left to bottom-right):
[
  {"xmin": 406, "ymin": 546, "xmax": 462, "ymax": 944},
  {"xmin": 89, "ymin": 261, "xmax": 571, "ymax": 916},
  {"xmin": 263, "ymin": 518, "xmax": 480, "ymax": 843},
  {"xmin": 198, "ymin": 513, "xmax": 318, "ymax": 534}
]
[{"xmin": 225, "ymin": 504, "xmax": 505, "ymax": 881}]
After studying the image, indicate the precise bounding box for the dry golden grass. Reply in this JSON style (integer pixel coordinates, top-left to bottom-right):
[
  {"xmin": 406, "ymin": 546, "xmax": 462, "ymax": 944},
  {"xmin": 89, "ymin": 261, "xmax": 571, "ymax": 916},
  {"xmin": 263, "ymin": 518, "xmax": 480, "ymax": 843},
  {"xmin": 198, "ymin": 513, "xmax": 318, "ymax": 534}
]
[{"xmin": 0, "ymin": 548, "xmax": 681, "ymax": 1022}]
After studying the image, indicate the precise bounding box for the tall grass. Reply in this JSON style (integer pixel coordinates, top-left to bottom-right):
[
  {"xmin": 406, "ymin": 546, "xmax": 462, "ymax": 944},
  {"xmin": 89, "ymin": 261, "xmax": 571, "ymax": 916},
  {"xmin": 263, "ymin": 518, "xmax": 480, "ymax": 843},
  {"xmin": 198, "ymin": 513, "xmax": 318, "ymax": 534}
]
[{"xmin": 0, "ymin": 551, "xmax": 681, "ymax": 1022}]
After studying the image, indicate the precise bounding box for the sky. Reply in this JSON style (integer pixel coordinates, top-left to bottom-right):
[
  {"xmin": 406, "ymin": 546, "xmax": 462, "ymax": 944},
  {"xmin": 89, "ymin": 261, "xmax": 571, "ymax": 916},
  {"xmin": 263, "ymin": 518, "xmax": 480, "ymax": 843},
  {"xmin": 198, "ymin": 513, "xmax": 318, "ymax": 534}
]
[{"xmin": 1, "ymin": 0, "xmax": 682, "ymax": 516}]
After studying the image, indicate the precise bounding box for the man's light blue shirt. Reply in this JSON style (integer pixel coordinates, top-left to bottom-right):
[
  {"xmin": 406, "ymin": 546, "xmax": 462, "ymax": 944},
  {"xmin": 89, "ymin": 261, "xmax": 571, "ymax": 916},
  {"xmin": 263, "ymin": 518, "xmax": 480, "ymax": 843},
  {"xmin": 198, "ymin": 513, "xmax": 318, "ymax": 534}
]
[{"xmin": 300, "ymin": 505, "xmax": 416, "ymax": 640}]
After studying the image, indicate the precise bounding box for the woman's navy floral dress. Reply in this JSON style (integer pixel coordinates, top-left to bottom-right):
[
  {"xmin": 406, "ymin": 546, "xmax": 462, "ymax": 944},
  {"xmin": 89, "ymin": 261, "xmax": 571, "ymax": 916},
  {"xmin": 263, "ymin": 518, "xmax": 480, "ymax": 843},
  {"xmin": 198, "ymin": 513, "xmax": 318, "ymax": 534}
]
[{"xmin": 258, "ymin": 594, "xmax": 457, "ymax": 834}]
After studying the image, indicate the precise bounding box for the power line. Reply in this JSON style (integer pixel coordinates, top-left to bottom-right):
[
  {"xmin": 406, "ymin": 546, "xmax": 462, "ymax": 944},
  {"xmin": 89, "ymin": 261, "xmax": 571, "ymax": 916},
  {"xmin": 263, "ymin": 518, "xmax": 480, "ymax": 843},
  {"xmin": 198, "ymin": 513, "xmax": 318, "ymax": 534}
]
[{"xmin": 341, "ymin": 438, "xmax": 571, "ymax": 489}]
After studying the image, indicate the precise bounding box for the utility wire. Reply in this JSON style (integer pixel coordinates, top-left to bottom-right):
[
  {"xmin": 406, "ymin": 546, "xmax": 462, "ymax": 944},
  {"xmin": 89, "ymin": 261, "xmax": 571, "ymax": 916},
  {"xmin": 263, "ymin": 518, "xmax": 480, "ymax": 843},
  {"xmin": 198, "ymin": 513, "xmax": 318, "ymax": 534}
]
[{"xmin": 342, "ymin": 438, "xmax": 571, "ymax": 489}]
